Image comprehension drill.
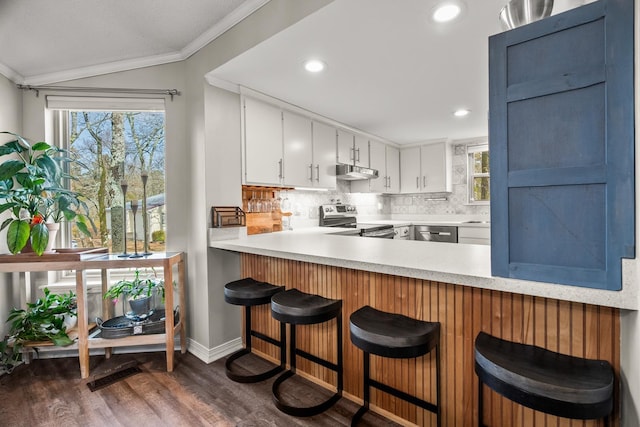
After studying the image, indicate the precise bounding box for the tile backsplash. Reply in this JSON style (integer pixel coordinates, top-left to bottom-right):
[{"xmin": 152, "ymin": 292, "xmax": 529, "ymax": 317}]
[{"xmin": 285, "ymin": 143, "xmax": 490, "ymax": 228}]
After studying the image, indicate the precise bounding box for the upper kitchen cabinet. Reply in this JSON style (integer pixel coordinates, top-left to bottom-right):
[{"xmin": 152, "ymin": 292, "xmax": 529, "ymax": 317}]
[
  {"xmin": 353, "ymin": 139, "xmax": 399, "ymax": 193},
  {"xmin": 490, "ymin": 0, "xmax": 634, "ymax": 291},
  {"xmin": 311, "ymin": 121, "xmax": 338, "ymax": 189},
  {"xmin": 242, "ymin": 96, "xmax": 283, "ymax": 185},
  {"xmin": 283, "ymin": 112, "xmax": 337, "ymax": 189},
  {"xmin": 420, "ymin": 142, "xmax": 452, "ymax": 193},
  {"xmin": 337, "ymin": 129, "xmax": 368, "ymax": 167},
  {"xmin": 400, "ymin": 142, "xmax": 452, "ymax": 193},
  {"xmin": 282, "ymin": 110, "xmax": 313, "ymax": 187}
]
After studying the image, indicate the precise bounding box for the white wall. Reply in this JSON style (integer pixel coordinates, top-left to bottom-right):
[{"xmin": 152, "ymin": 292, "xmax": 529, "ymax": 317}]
[
  {"xmin": 183, "ymin": 0, "xmax": 333, "ymax": 355},
  {"xmin": 620, "ymin": 2, "xmax": 640, "ymax": 425},
  {"xmin": 0, "ymin": 74, "xmax": 22, "ymax": 338}
]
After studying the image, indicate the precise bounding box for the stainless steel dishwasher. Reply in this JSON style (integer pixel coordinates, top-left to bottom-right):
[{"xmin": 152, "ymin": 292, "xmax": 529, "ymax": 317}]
[{"xmin": 414, "ymin": 225, "xmax": 458, "ymax": 243}]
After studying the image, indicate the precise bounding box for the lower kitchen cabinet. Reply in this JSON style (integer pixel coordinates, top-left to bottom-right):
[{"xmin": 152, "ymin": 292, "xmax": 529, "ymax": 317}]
[{"xmin": 457, "ymin": 226, "xmax": 490, "ymax": 245}]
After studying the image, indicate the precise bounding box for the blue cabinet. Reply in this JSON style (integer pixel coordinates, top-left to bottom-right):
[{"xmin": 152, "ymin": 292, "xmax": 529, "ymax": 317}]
[{"xmin": 489, "ymin": 0, "xmax": 634, "ymax": 290}]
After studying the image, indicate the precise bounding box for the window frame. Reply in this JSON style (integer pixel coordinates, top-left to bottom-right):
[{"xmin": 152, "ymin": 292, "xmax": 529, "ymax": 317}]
[
  {"xmin": 467, "ymin": 143, "xmax": 490, "ymax": 205},
  {"xmin": 48, "ymin": 99, "xmax": 167, "ymax": 284}
]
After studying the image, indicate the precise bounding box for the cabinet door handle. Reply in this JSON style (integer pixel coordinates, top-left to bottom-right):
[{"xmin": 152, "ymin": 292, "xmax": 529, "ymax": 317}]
[
  {"xmin": 423, "ymin": 176, "xmax": 426, "ymax": 187},
  {"xmin": 278, "ymin": 159, "xmax": 283, "ymax": 179},
  {"xmin": 309, "ymin": 164, "xmax": 313, "ymax": 181},
  {"xmin": 356, "ymin": 148, "xmax": 360, "ymax": 162},
  {"xmin": 416, "ymin": 177, "xmax": 419, "ymax": 189},
  {"xmin": 315, "ymin": 165, "xmax": 320, "ymax": 182},
  {"xmin": 387, "ymin": 176, "xmax": 391, "ymax": 188},
  {"xmin": 350, "ymin": 147, "xmax": 355, "ymax": 162}
]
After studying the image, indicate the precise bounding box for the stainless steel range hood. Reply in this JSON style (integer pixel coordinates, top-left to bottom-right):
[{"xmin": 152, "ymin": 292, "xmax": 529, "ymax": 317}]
[{"xmin": 336, "ymin": 163, "xmax": 379, "ymax": 180}]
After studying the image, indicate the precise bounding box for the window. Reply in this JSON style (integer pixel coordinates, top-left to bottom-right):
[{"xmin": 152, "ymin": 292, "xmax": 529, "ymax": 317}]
[
  {"xmin": 467, "ymin": 143, "xmax": 489, "ymax": 203},
  {"xmin": 48, "ymin": 97, "xmax": 167, "ymax": 254}
]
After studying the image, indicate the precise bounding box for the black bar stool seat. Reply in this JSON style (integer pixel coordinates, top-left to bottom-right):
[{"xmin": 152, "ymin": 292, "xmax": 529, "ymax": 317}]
[
  {"xmin": 224, "ymin": 278, "xmax": 286, "ymax": 383},
  {"xmin": 349, "ymin": 306, "xmax": 441, "ymax": 427},
  {"xmin": 271, "ymin": 289, "xmax": 343, "ymax": 417},
  {"xmin": 474, "ymin": 332, "xmax": 614, "ymax": 426}
]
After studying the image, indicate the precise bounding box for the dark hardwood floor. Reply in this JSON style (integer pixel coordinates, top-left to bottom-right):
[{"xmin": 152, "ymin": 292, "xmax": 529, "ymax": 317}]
[{"xmin": 0, "ymin": 351, "xmax": 402, "ymax": 427}]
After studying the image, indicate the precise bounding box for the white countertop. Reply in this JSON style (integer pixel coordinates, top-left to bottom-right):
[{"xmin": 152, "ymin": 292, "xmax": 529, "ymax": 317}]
[{"xmin": 208, "ymin": 227, "xmax": 637, "ymax": 310}]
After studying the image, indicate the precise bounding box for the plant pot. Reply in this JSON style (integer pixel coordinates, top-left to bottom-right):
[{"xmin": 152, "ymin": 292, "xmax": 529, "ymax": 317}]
[
  {"xmin": 123, "ymin": 292, "xmax": 156, "ymax": 321},
  {"xmin": 44, "ymin": 222, "xmax": 59, "ymax": 253},
  {"xmin": 19, "ymin": 222, "xmax": 58, "ymax": 254}
]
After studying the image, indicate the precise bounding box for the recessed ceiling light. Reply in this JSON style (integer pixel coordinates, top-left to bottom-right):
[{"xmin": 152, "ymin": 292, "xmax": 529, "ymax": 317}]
[
  {"xmin": 304, "ymin": 59, "xmax": 326, "ymax": 73},
  {"xmin": 432, "ymin": 2, "xmax": 463, "ymax": 23},
  {"xmin": 454, "ymin": 109, "xmax": 471, "ymax": 117}
]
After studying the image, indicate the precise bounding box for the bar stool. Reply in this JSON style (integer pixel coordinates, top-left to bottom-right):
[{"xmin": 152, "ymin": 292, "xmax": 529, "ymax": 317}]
[
  {"xmin": 474, "ymin": 331, "xmax": 614, "ymax": 426},
  {"xmin": 349, "ymin": 305, "xmax": 441, "ymax": 427},
  {"xmin": 270, "ymin": 288, "xmax": 343, "ymax": 417},
  {"xmin": 224, "ymin": 277, "xmax": 286, "ymax": 383}
]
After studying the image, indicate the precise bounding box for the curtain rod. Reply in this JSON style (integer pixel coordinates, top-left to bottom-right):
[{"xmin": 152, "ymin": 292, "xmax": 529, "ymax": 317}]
[{"xmin": 16, "ymin": 84, "xmax": 181, "ymax": 101}]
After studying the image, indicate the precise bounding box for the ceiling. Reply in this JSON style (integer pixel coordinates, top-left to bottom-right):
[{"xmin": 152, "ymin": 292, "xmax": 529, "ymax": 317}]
[
  {"xmin": 0, "ymin": 0, "xmax": 588, "ymax": 145},
  {"xmin": 0, "ymin": 0, "xmax": 268, "ymax": 85},
  {"xmin": 208, "ymin": 0, "xmax": 589, "ymax": 144}
]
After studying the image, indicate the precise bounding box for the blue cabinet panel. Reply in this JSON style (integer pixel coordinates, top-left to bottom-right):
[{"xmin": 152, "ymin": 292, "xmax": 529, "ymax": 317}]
[
  {"xmin": 507, "ymin": 19, "xmax": 604, "ymax": 87},
  {"xmin": 508, "ymin": 85, "xmax": 605, "ymax": 171},
  {"xmin": 489, "ymin": 0, "xmax": 634, "ymax": 291}
]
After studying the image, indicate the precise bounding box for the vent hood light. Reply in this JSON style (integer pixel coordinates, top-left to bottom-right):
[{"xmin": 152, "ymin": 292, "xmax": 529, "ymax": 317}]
[
  {"xmin": 432, "ymin": 2, "xmax": 463, "ymax": 22},
  {"xmin": 454, "ymin": 108, "xmax": 471, "ymax": 117},
  {"xmin": 304, "ymin": 59, "xmax": 326, "ymax": 73},
  {"xmin": 336, "ymin": 164, "xmax": 380, "ymax": 180}
]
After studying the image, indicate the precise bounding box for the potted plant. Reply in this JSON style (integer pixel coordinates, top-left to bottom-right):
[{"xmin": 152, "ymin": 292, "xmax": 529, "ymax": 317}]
[
  {"xmin": 0, "ymin": 287, "xmax": 77, "ymax": 373},
  {"xmin": 104, "ymin": 269, "xmax": 165, "ymax": 321},
  {"xmin": 0, "ymin": 131, "xmax": 93, "ymax": 255}
]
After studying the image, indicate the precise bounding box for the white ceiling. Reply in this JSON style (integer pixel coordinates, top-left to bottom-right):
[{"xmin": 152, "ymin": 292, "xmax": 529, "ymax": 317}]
[
  {"xmin": 208, "ymin": 0, "xmax": 590, "ymax": 144},
  {"xmin": 0, "ymin": 0, "xmax": 268, "ymax": 85},
  {"xmin": 0, "ymin": 0, "xmax": 589, "ymax": 145}
]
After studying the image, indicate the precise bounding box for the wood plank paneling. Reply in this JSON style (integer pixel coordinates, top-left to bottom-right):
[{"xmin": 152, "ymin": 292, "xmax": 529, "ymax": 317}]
[{"xmin": 240, "ymin": 254, "xmax": 620, "ymax": 427}]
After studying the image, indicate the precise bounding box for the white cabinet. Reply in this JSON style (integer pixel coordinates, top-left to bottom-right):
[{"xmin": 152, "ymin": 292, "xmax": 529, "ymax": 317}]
[
  {"xmin": 244, "ymin": 97, "xmax": 336, "ymax": 189},
  {"xmin": 353, "ymin": 140, "xmax": 400, "ymax": 193},
  {"xmin": 311, "ymin": 121, "xmax": 337, "ymax": 189},
  {"xmin": 354, "ymin": 135, "xmax": 368, "ymax": 167},
  {"xmin": 283, "ymin": 111, "xmax": 313, "ymax": 187},
  {"xmin": 420, "ymin": 142, "xmax": 452, "ymax": 193},
  {"xmin": 400, "ymin": 142, "xmax": 452, "ymax": 193},
  {"xmin": 337, "ymin": 129, "xmax": 368, "ymax": 167},
  {"xmin": 400, "ymin": 146, "xmax": 421, "ymax": 193},
  {"xmin": 385, "ymin": 145, "xmax": 400, "ymax": 193},
  {"xmin": 458, "ymin": 226, "xmax": 490, "ymax": 245},
  {"xmin": 282, "ymin": 112, "xmax": 336, "ymax": 189},
  {"xmin": 337, "ymin": 129, "xmax": 354, "ymax": 165},
  {"xmin": 243, "ymin": 97, "xmax": 283, "ymax": 185}
]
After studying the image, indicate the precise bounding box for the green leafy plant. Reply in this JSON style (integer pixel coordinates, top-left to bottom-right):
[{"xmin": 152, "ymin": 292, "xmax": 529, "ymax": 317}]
[
  {"xmin": 0, "ymin": 131, "xmax": 94, "ymax": 255},
  {"xmin": 104, "ymin": 269, "xmax": 165, "ymax": 303},
  {"xmin": 0, "ymin": 288, "xmax": 77, "ymax": 373}
]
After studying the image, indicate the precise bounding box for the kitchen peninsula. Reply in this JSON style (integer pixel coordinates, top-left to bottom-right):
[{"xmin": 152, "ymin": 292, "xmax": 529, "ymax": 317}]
[{"xmin": 210, "ymin": 228, "xmax": 628, "ymax": 426}]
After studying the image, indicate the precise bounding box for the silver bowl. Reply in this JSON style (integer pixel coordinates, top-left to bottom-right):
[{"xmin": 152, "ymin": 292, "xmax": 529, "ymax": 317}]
[{"xmin": 499, "ymin": 0, "xmax": 554, "ymax": 30}]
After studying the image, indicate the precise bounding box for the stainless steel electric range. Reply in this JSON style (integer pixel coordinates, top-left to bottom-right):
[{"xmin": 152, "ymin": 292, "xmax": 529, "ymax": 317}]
[{"xmin": 319, "ymin": 204, "xmax": 395, "ymax": 238}]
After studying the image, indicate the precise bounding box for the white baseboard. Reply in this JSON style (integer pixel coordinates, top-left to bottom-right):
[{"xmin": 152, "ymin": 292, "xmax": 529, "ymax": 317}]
[{"xmin": 187, "ymin": 337, "xmax": 242, "ymax": 364}]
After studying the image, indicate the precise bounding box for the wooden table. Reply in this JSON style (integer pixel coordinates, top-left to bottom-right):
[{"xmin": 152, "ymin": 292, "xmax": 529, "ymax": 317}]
[{"xmin": 0, "ymin": 250, "xmax": 187, "ymax": 379}]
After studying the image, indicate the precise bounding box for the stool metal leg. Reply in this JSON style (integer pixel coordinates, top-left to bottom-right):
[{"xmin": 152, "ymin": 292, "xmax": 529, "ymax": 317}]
[
  {"xmin": 272, "ymin": 318, "xmax": 342, "ymax": 417},
  {"xmin": 478, "ymin": 378, "xmax": 484, "ymax": 427},
  {"xmin": 436, "ymin": 344, "xmax": 441, "ymax": 427},
  {"xmin": 225, "ymin": 305, "xmax": 285, "ymax": 383},
  {"xmin": 351, "ymin": 351, "xmax": 370, "ymax": 426}
]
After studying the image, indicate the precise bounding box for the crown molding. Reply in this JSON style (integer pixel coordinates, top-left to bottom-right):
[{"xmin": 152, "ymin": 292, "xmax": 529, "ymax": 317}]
[
  {"xmin": 0, "ymin": 62, "xmax": 24, "ymax": 84},
  {"xmin": 182, "ymin": 0, "xmax": 271, "ymax": 59},
  {"xmin": 11, "ymin": 0, "xmax": 272, "ymax": 86}
]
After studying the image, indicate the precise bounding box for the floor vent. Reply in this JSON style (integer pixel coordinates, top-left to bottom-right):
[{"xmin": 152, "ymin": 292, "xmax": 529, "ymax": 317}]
[{"xmin": 87, "ymin": 361, "xmax": 142, "ymax": 392}]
